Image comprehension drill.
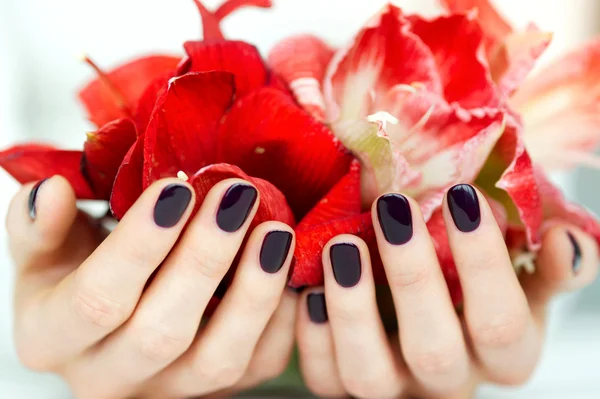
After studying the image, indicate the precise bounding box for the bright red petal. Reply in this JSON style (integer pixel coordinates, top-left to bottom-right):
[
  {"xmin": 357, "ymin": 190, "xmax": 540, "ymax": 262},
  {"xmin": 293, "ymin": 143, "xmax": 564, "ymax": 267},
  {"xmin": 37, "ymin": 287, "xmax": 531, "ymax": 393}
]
[
  {"xmin": 143, "ymin": 72, "xmax": 235, "ymax": 187},
  {"xmin": 190, "ymin": 163, "xmax": 295, "ymax": 228},
  {"xmin": 183, "ymin": 40, "xmax": 269, "ymax": 99},
  {"xmin": 268, "ymin": 35, "xmax": 334, "ymax": 120},
  {"xmin": 409, "ymin": 13, "xmax": 500, "ymax": 109},
  {"xmin": 79, "ymin": 55, "xmax": 181, "ymax": 128},
  {"xmin": 109, "ymin": 137, "xmax": 145, "ymax": 220},
  {"xmin": 217, "ymin": 87, "xmax": 352, "ymax": 218},
  {"xmin": 192, "ymin": 0, "xmax": 272, "ymax": 40},
  {"xmin": 132, "ymin": 72, "xmax": 175, "ymax": 135},
  {"xmin": 0, "ymin": 145, "xmax": 95, "ymax": 199},
  {"xmin": 83, "ymin": 118, "xmax": 137, "ymax": 199},
  {"xmin": 324, "ymin": 4, "xmax": 442, "ymax": 121}
]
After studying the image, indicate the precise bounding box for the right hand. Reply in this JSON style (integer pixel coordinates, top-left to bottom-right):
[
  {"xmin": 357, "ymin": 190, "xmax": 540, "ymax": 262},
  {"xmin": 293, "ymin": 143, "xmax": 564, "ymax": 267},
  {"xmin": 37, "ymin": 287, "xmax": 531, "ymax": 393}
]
[{"xmin": 7, "ymin": 175, "xmax": 297, "ymax": 398}]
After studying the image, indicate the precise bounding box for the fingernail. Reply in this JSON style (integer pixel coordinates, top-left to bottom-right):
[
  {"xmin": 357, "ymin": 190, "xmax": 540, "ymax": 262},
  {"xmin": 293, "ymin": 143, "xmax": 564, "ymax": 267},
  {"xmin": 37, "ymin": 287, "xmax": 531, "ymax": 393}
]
[
  {"xmin": 153, "ymin": 184, "xmax": 192, "ymax": 228},
  {"xmin": 307, "ymin": 293, "xmax": 328, "ymax": 323},
  {"xmin": 288, "ymin": 285, "xmax": 305, "ymax": 294},
  {"xmin": 28, "ymin": 179, "xmax": 49, "ymax": 220},
  {"xmin": 447, "ymin": 184, "xmax": 481, "ymax": 232},
  {"xmin": 330, "ymin": 243, "xmax": 362, "ymax": 288},
  {"xmin": 260, "ymin": 231, "xmax": 293, "ymax": 273},
  {"xmin": 567, "ymin": 232, "xmax": 582, "ymax": 274},
  {"xmin": 216, "ymin": 183, "xmax": 258, "ymax": 232},
  {"xmin": 376, "ymin": 193, "xmax": 413, "ymax": 245}
]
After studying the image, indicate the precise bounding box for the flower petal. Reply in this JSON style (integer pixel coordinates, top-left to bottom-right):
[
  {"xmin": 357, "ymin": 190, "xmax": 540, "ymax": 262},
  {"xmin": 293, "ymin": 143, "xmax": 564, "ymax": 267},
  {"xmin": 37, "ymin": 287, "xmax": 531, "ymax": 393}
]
[
  {"xmin": 183, "ymin": 40, "xmax": 269, "ymax": 99},
  {"xmin": 408, "ymin": 13, "xmax": 501, "ymax": 109},
  {"xmin": 324, "ymin": 4, "xmax": 442, "ymax": 121},
  {"xmin": 0, "ymin": 145, "xmax": 95, "ymax": 199},
  {"xmin": 132, "ymin": 72, "xmax": 175, "ymax": 134},
  {"xmin": 192, "ymin": 0, "xmax": 272, "ymax": 40},
  {"xmin": 268, "ymin": 35, "xmax": 334, "ymax": 120},
  {"xmin": 511, "ymin": 39, "xmax": 600, "ymax": 171},
  {"xmin": 83, "ymin": 118, "xmax": 137, "ymax": 199},
  {"xmin": 190, "ymin": 163, "xmax": 295, "ymax": 228},
  {"xmin": 79, "ymin": 55, "xmax": 181, "ymax": 128},
  {"xmin": 143, "ymin": 72, "xmax": 235, "ymax": 187},
  {"xmin": 438, "ymin": 0, "xmax": 513, "ymax": 48},
  {"xmin": 109, "ymin": 137, "xmax": 144, "ymax": 220},
  {"xmin": 217, "ymin": 87, "xmax": 352, "ymax": 218}
]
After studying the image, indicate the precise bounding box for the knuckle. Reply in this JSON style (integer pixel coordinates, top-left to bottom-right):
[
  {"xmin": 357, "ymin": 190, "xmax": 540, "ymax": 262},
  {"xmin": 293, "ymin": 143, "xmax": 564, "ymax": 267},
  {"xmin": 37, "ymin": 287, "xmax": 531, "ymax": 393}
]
[
  {"xmin": 72, "ymin": 287, "xmax": 128, "ymax": 329},
  {"xmin": 342, "ymin": 374, "xmax": 389, "ymax": 399},
  {"xmin": 329, "ymin": 303, "xmax": 368, "ymax": 325},
  {"xmin": 182, "ymin": 246, "xmax": 230, "ymax": 280},
  {"xmin": 471, "ymin": 311, "xmax": 529, "ymax": 348},
  {"xmin": 407, "ymin": 344, "xmax": 464, "ymax": 378},
  {"xmin": 239, "ymin": 284, "xmax": 280, "ymax": 314},
  {"xmin": 388, "ymin": 268, "xmax": 430, "ymax": 291},
  {"xmin": 193, "ymin": 361, "xmax": 246, "ymax": 388},
  {"xmin": 136, "ymin": 327, "xmax": 192, "ymax": 362}
]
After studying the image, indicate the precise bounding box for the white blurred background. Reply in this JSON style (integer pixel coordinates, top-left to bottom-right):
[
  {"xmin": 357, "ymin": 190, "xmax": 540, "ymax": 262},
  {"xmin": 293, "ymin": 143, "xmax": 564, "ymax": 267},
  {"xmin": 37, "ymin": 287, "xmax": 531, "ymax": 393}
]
[{"xmin": 0, "ymin": 0, "xmax": 599, "ymax": 397}]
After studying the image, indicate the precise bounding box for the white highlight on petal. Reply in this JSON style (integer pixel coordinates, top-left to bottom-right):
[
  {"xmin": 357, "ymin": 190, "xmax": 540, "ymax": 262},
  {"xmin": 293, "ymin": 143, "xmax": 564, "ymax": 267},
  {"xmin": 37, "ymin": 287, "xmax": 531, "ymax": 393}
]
[
  {"xmin": 177, "ymin": 171, "xmax": 189, "ymax": 181},
  {"xmin": 254, "ymin": 146, "xmax": 266, "ymax": 154},
  {"xmin": 367, "ymin": 111, "xmax": 399, "ymax": 130}
]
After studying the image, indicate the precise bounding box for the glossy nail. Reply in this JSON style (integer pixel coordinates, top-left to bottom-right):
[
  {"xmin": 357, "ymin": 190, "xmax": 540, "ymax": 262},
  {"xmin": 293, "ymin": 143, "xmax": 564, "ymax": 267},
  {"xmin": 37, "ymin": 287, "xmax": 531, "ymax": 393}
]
[
  {"xmin": 216, "ymin": 183, "xmax": 258, "ymax": 232},
  {"xmin": 377, "ymin": 193, "xmax": 413, "ymax": 245},
  {"xmin": 260, "ymin": 231, "xmax": 293, "ymax": 273},
  {"xmin": 330, "ymin": 243, "xmax": 362, "ymax": 288},
  {"xmin": 447, "ymin": 184, "xmax": 481, "ymax": 232},
  {"xmin": 307, "ymin": 293, "xmax": 328, "ymax": 323},
  {"xmin": 28, "ymin": 179, "xmax": 48, "ymax": 220},
  {"xmin": 567, "ymin": 232, "xmax": 582, "ymax": 274},
  {"xmin": 153, "ymin": 184, "xmax": 192, "ymax": 228}
]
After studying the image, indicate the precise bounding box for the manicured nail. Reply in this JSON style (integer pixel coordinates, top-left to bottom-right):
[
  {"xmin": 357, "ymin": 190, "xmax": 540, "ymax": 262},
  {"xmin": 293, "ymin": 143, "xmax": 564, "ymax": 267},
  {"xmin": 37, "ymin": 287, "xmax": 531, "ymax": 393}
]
[
  {"xmin": 153, "ymin": 184, "xmax": 192, "ymax": 228},
  {"xmin": 28, "ymin": 179, "xmax": 49, "ymax": 220},
  {"xmin": 377, "ymin": 193, "xmax": 413, "ymax": 245},
  {"xmin": 260, "ymin": 231, "xmax": 293, "ymax": 273},
  {"xmin": 447, "ymin": 184, "xmax": 481, "ymax": 232},
  {"xmin": 567, "ymin": 232, "xmax": 582, "ymax": 274},
  {"xmin": 330, "ymin": 243, "xmax": 362, "ymax": 288},
  {"xmin": 289, "ymin": 286, "xmax": 305, "ymax": 294},
  {"xmin": 216, "ymin": 183, "xmax": 258, "ymax": 232},
  {"xmin": 307, "ymin": 293, "xmax": 328, "ymax": 323}
]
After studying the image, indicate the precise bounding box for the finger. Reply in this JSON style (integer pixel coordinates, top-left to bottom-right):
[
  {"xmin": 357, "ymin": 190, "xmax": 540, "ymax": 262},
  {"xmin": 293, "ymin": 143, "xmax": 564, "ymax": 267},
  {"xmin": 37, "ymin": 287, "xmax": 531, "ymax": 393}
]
[
  {"xmin": 323, "ymin": 235, "xmax": 405, "ymax": 399},
  {"xmin": 19, "ymin": 179, "xmax": 195, "ymax": 371},
  {"xmin": 521, "ymin": 225, "xmax": 600, "ymax": 321},
  {"xmin": 67, "ymin": 179, "xmax": 259, "ymax": 396},
  {"xmin": 297, "ymin": 288, "xmax": 346, "ymax": 398},
  {"xmin": 372, "ymin": 193, "xmax": 470, "ymax": 394},
  {"xmin": 444, "ymin": 184, "xmax": 540, "ymax": 385},
  {"xmin": 151, "ymin": 219, "xmax": 293, "ymax": 397}
]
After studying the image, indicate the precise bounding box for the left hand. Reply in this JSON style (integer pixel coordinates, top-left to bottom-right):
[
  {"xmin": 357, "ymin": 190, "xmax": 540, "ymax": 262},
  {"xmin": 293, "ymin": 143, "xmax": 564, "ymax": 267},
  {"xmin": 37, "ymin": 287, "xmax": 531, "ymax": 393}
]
[{"xmin": 296, "ymin": 184, "xmax": 599, "ymax": 399}]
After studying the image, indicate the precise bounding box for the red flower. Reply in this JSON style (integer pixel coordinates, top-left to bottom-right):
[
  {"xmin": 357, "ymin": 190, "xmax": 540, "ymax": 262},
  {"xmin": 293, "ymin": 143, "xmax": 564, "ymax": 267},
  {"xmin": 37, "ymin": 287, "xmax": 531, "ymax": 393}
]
[{"xmin": 2, "ymin": 1, "xmax": 600, "ymax": 304}]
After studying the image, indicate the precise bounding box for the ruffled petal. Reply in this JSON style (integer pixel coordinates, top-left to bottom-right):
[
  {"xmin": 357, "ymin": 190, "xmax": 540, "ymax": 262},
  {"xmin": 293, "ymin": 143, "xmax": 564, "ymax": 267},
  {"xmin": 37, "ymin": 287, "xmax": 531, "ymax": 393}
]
[
  {"xmin": 132, "ymin": 72, "xmax": 175, "ymax": 134},
  {"xmin": 78, "ymin": 55, "xmax": 181, "ymax": 128},
  {"xmin": 190, "ymin": 163, "xmax": 295, "ymax": 228},
  {"xmin": 109, "ymin": 137, "xmax": 144, "ymax": 219},
  {"xmin": 409, "ymin": 13, "xmax": 500, "ymax": 109},
  {"xmin": 510, "ymin": 39, "xmax": 600, "ymax": 171},
  {"xmin": 0, "ymin": 145, "xmax": 95, "ymax": 199},
  {"xmin": 324, "ymin": 4, "xmax": 442, "ymax": 121},
  {"xmin": 217, "ymin": 87, "xmax": 352, "ymax": 218},
  {"xmin": 183, "ymin": 40, "xmax": 269, "ymax": 98},
  {"xmin": 83, "ymin": 118, "xmax": 137, "ymax": 199},
  {"xmin": 143, "ymin": 72, "xmax": 235, "ymax": 186},
  {"xmin": 268, "ymin": 35, "xmax": 334, "ymax": 120}
]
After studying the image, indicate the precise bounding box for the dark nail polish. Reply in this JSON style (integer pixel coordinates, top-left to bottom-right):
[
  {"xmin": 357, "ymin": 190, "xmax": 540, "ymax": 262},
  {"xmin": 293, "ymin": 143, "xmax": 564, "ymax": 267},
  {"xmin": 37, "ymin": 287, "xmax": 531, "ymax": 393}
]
[
  {"xmin": 153, "ymin": 184, "xmax": 192, "ymax": 228},
  {"xmin": 377, "ymin": 193, "xmax": 413, "ymax": 245},
  {"xmin": 447, "ymin": 184, "xmax": 481, "ymax": 232},
  {"xmin": 307, "ymin": 293, "xmax": 328, "ymax": 323},
  {"xmin": 288, "ymin": 285, "xmax": 305, "ymax": 294},
  {"xmin": 216, "ymin": 183, "xmax": 258, "ymax": 232},
  {"xmin": 260, "ymin": 231, "xmax": 293, "ymax": 273},
  {"xmin": 330, "ymin": 243, "xmax": 362, "ymax": 288},
  {"xmin": 28, "ymin": 179, "xmax": 48, "ymax": 220},
  {"xmin": 567, "ymin": 232, "xmax": 582, "ymax": 274}
]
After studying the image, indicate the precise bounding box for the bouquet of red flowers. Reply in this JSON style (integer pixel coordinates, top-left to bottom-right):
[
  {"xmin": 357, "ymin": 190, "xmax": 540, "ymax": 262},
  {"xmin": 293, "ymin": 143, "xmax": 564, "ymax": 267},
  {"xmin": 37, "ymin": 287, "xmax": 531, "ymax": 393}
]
[{"xmin": 2, "ymin": 0, "xmax": 600, "ymax": 304}]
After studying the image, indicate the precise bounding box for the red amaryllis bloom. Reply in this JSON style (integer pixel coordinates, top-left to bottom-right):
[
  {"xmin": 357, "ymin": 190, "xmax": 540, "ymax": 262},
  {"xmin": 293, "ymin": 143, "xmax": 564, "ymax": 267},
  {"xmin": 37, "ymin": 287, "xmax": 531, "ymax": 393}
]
[
  {"xmin": 2, "ymin": 0, "xmax": 600, "ymax": 304},
  {"xmin": 269, "ymin": 1, "xmax": 600, "ymax": 301}
]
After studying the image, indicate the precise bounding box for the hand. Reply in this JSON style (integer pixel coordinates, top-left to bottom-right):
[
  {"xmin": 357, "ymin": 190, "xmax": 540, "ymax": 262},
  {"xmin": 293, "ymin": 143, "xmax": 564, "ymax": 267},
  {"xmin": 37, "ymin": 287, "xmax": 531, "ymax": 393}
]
[
  {"xmin": 8, "ymin": 176, "xmax": 296, "ymax": 398},
  {"xmin": 296, "ymin": 184, "xmax": 599, "ymax": 399}
]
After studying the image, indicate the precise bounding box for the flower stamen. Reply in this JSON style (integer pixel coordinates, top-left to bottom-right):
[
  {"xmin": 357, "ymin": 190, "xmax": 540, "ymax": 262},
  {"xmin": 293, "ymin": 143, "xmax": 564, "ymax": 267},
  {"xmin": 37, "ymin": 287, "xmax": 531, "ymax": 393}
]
[
  {"xmin": 81, "ymin": 54, "xmax": 132, "ymax": 116},
  {"xmin": 177, "ymin": 171, "xmax": 189, "ymax": 181},
  {"xmin": 367, "ymin": 111, "xmax": 398, "ymax": 131}
]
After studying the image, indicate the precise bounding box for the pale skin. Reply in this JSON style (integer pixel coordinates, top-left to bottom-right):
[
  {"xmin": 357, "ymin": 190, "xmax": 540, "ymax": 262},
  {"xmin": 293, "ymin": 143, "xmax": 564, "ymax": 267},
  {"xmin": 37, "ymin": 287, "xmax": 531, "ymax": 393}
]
[{"xmin": 6, "ymin": 176, "xmax": 599, "ymax": 398}]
